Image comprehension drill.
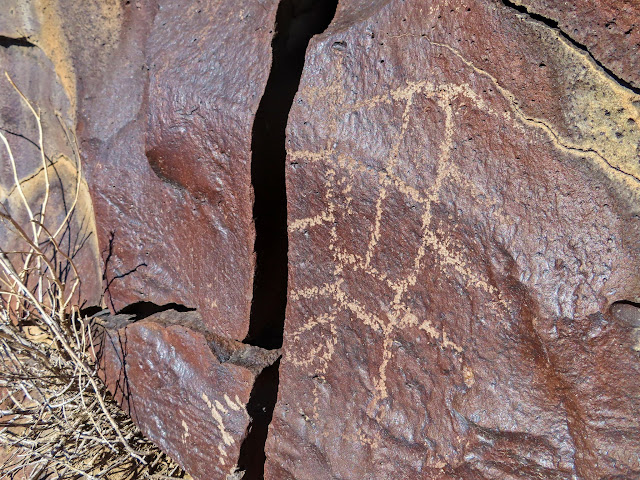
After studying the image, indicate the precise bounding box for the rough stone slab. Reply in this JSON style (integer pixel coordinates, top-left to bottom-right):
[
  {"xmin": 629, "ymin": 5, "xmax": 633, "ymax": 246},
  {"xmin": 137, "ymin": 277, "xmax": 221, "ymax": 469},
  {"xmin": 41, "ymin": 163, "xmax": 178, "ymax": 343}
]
[
  {"xmin": 509, "ymin": 0, "xmax": 640, "ymax": 88},
  {"xmin": 98, "ymin": 310, "xmax": 280, "ymax": 480},
  {"xmin": 40, "ymin": 0, "xmax": 279, "ymax": 339},
  {"xmin": 266, "ymin": 0, "xmax": 640, "ymax": 478}
]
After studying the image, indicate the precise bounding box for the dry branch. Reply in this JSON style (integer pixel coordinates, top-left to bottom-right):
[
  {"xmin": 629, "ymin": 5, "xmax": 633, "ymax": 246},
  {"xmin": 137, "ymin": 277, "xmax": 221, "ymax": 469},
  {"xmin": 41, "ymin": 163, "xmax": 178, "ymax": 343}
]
[{"xmin": 0, "ymin": 74, "xmax": 189, "ymax": 480}]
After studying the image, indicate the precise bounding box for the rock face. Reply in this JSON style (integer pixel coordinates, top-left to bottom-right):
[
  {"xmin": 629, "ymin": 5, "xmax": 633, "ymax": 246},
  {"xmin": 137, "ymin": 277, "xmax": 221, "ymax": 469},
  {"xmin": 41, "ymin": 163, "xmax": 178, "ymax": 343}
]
[
  {"xmin": 43, "ymin": 0, "xmax": 279, "ymax": 339},
  {"xmin": 98, "ymin": 310, "xmax": 280, "ymax": 480},
  {"xmin": 0, "ymin": 29, "xmax": 102, "ymax": 309},
  {"xmin": 1, "ymin": 1, "xmax": 282, "ymax": 478},
  {"xmin": 3, "ymin": 0, "xmax": 640, "ymax": 479},
  {"xmin": 265, "ymin": 0, "xmax": 640, "ymax": 478},
  {"xmin": 509, "ymin": 0, "xmax": 640, "ymax": 88}
]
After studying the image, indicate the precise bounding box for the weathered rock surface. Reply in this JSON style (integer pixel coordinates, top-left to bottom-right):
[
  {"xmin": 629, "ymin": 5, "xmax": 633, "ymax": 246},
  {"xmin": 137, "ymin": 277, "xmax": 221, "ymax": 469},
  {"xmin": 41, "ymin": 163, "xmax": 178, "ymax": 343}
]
[
  {"xmin": 50, "ymin": 0, "xmax": 280, "ymax": 340},
  {"xmin": 3, "ymin": 1, "xmax": 284, "ymax": 477},
  {"xmin": 0, "ymin": 36, "xmax": 102, "ymax": 309},
  {"xmin": 4, "ymin": 0, "xmax": 640, "ymax": 478},
  {"xmin": 266, "ymin": 0, "xmax": 640, "ymax": 478},
  {"xmin": 98, "ymin": 309, "xmax": 280, "ymax": 480},
  {"xmin": 510, "ymin": 0, "xmax": 640, "ymax": 89},
  {"xmin": 2, "ymin": 0, "xmax": 280, "ymax": 338}
]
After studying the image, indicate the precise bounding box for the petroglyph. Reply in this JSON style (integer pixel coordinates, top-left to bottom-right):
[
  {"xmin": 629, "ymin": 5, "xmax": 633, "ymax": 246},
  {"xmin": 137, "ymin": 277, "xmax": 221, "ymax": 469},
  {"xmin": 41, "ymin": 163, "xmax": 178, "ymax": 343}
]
[
  {"xmin": 224, "ymin": 394, "xmax": 244, "ymax": 411},
  {"xmin": 201, "ymin": 392, "xmax": 245, "ymax": 464},
  {"xmin": 181, "ymin": 419, "xmax": 190, "ymax": 444},
  {"xmin": 285, "ymin": 32, "xmax": 640, "ymax": 432},
  {"xmin": 287, "ymin": 77, "xmax": 500, "ymax": 421}
]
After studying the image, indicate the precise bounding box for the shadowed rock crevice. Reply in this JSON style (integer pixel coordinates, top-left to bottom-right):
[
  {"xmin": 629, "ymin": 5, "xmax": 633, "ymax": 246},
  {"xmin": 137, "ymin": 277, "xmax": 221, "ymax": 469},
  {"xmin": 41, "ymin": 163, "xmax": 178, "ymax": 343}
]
[
  {"xmin": 116, "ymin": 300, "xmax": 195, "ymax": 321},
  {"xmin": 235, "ymin": 359, "xmax": 280, "ymax": 480},
  {"xmin": 0, "ymin": 36, "xmax": 35, "ymax": 48},
  {"xmin": 501, "ymin": 0, "xmax": 640, "ymax": 95},
  {"xmin": 241, "ymin": 0, "xmax": 338, "ymax": 477},
  {"xmin": 97, "ymin": 308, "xmax": 281, "ymax": 372},
  {"xmin": 246, "ymin": 0, "xmax": 339, "ymax": 350}
]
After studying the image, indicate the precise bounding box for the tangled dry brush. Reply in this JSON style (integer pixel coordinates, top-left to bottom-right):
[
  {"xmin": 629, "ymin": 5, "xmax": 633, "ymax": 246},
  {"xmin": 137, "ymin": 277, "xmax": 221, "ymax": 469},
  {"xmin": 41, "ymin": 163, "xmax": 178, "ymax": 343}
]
[{"xmin": 0, "ymin": 73, "xmax": 189, "ymax": 479}]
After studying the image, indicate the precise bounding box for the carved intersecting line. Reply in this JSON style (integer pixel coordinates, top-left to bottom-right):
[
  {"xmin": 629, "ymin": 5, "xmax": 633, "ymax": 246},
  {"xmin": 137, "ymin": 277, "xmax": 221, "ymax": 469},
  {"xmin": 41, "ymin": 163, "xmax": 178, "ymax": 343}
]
[
  {"xmin": 285, "ymin": 31, "xmax": 640, "ymax": 426},
  {"xmin": 199, "ymin": 392, "xmax": 245, "ymax": 466},
  {"xmin": 286, "ymin": 73, "xmax": 517, "ymax": 422}
]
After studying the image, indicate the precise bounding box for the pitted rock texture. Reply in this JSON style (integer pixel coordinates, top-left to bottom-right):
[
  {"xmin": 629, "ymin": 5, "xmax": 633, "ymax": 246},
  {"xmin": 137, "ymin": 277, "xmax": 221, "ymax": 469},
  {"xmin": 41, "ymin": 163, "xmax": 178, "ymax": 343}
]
[
  {"xmin": 4, "ymin": 0, "xmax": 640, "ymax": 478},
  {"xmin": 98, "ymin": 310, "xmax": 280, "ymax": 480},
  {"xmin": 508, "ymin": 0, "xmax": 640, "ymax": 89},
  {"xmin": 38, "ymin": 0, "xmax": 279, "ymax": 339},
  {"xmin": 265, "ymin": 0, "xmax": 640, "ymax": 478}
]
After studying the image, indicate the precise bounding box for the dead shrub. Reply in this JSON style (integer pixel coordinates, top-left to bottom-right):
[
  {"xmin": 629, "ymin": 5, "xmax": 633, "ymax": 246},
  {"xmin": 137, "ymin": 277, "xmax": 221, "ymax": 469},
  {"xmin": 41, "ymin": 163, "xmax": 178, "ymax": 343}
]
[{"xmin": 0, "ymin": 73, "xmax": 189, "ymax": 480}]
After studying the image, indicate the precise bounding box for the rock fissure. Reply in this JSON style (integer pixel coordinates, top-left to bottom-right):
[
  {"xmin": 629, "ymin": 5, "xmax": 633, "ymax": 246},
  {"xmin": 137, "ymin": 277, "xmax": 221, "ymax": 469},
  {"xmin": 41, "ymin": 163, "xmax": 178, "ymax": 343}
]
[
  {"xmin": 422, "ymin": 37, "xmax": 640, "ymax": 185},
  {"xmin": 0, "ymin": 36, "xmax": 35, "ymax": 48},
  {"xmin": 235, "ymin": 359, "xmax": 280, "ymax": 480},
  {"xmin": 116, "ymin": 300, "xmax": 195, "ymax": 321},
  {"xmin": 240, "ymin": 0, "xmax": 338, "ymax": 477},
  {"xmin": 4, "ymin": 0, "xmax": 640, "ymax": 478},
  {"xmin": 97, "ymin": 309, "xmax": 281, "ymax": 374},
  {"xmin": 520, "ymin": 115, "xmax": 640, "ymax": 184},
  {"xmin": 501, "ymin": 0, "xmax": 640, "ymax": 95},
  {"xmin": 94, "ymin": 308, "xmax": 280, "ymax": 479}
]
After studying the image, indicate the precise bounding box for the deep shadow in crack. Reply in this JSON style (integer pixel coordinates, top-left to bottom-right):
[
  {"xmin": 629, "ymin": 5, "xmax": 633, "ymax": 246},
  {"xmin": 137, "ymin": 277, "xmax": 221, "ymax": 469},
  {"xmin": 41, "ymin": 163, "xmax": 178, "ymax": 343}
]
[
  {"xmin": 246, "ymin": 0, "xmax": 338, "ymax": 350},
  {"xmin": 117, "ymin": 301, "xmax": 195, "ymax": 321},
  {"xmin": 241, "ymin": 0, "xmax": 337, "ymax": 478},
  {"xmin": 0, "ymin": 36, "xmax": 35, "ymax": 48},
  {"xmin": 236, "ymin": 358, "xmax": 281, "ymax": 480}
]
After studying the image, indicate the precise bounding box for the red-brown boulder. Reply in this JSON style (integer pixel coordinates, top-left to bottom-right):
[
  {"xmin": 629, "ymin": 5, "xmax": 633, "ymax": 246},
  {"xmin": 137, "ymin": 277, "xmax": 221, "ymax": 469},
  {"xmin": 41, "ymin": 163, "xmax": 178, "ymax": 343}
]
[
  {"xmin": 266, "ymin": 0, "xmax": 640, "ymax": 478},
  {"xmin": 98, "ymin": 310, "xmax": 280, "ymax": 480},
  {"xmin": 54, "ymin": 0, "xmax": 279, "ymax": 339}
]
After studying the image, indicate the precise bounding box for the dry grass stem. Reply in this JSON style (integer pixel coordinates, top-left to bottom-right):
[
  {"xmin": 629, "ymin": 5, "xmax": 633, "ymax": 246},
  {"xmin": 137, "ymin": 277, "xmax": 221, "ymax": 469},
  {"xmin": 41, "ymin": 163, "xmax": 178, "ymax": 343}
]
[{"xmin": 0, "ymin": 73, "xmax": 189, "ymax": 479}]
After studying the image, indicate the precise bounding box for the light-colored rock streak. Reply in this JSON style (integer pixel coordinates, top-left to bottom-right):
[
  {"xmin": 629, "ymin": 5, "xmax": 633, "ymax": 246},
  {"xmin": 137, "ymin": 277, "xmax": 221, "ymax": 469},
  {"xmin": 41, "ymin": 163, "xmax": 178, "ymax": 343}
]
[{"xmin": 201, "ymin": 391, "xmax": 242, "ymax": 464}]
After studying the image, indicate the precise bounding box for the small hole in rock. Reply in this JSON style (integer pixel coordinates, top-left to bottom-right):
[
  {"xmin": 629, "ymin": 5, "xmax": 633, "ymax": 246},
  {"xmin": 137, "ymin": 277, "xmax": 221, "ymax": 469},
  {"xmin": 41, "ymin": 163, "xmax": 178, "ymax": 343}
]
[{"xmin": 610, "ymin": 300, "xmax": 640, "ymax": 328}]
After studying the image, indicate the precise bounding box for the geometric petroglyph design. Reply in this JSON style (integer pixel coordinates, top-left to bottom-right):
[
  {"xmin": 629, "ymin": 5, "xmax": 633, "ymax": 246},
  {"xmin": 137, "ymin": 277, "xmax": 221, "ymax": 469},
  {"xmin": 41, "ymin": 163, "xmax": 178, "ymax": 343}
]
[
  {"xmin": 288, "ymin": 74, "xmax": 505, "ymax": 419},
  {"xmin": 285, "ymin": 38, "xmax": 639, "ymax": 422},
  {"xmin": 200, "ymin": 392, "xmax": 244, "ymax": 466}
]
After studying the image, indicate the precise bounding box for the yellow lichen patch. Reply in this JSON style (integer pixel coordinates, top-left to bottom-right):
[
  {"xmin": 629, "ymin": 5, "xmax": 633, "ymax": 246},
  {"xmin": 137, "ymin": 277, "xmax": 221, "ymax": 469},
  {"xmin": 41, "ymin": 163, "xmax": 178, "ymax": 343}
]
[
  {"xmin": 33, "ymin": 0, "xmax": 124, "ymax": 113},
  {"xmin": 1, "ymin": 156, "xmax": 101, "ymax": 287},
  {"xmin": 424, "ymin": 33, "xmax": 640, "ymax": 202},
  {"xmin": 3, "ymin": 156, "xmax": 97, "ymax": 229},
  {"xmin": 531, "ymin": 19, "xmax": 640, "ymax": 186}
]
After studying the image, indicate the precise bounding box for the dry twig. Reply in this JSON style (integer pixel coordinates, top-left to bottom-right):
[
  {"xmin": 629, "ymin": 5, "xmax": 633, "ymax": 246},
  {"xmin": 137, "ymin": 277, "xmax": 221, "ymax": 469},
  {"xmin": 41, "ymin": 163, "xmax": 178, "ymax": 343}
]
[{"xmin": 0, "ymin": 73, "xmax": 189, "ymax": 479}]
